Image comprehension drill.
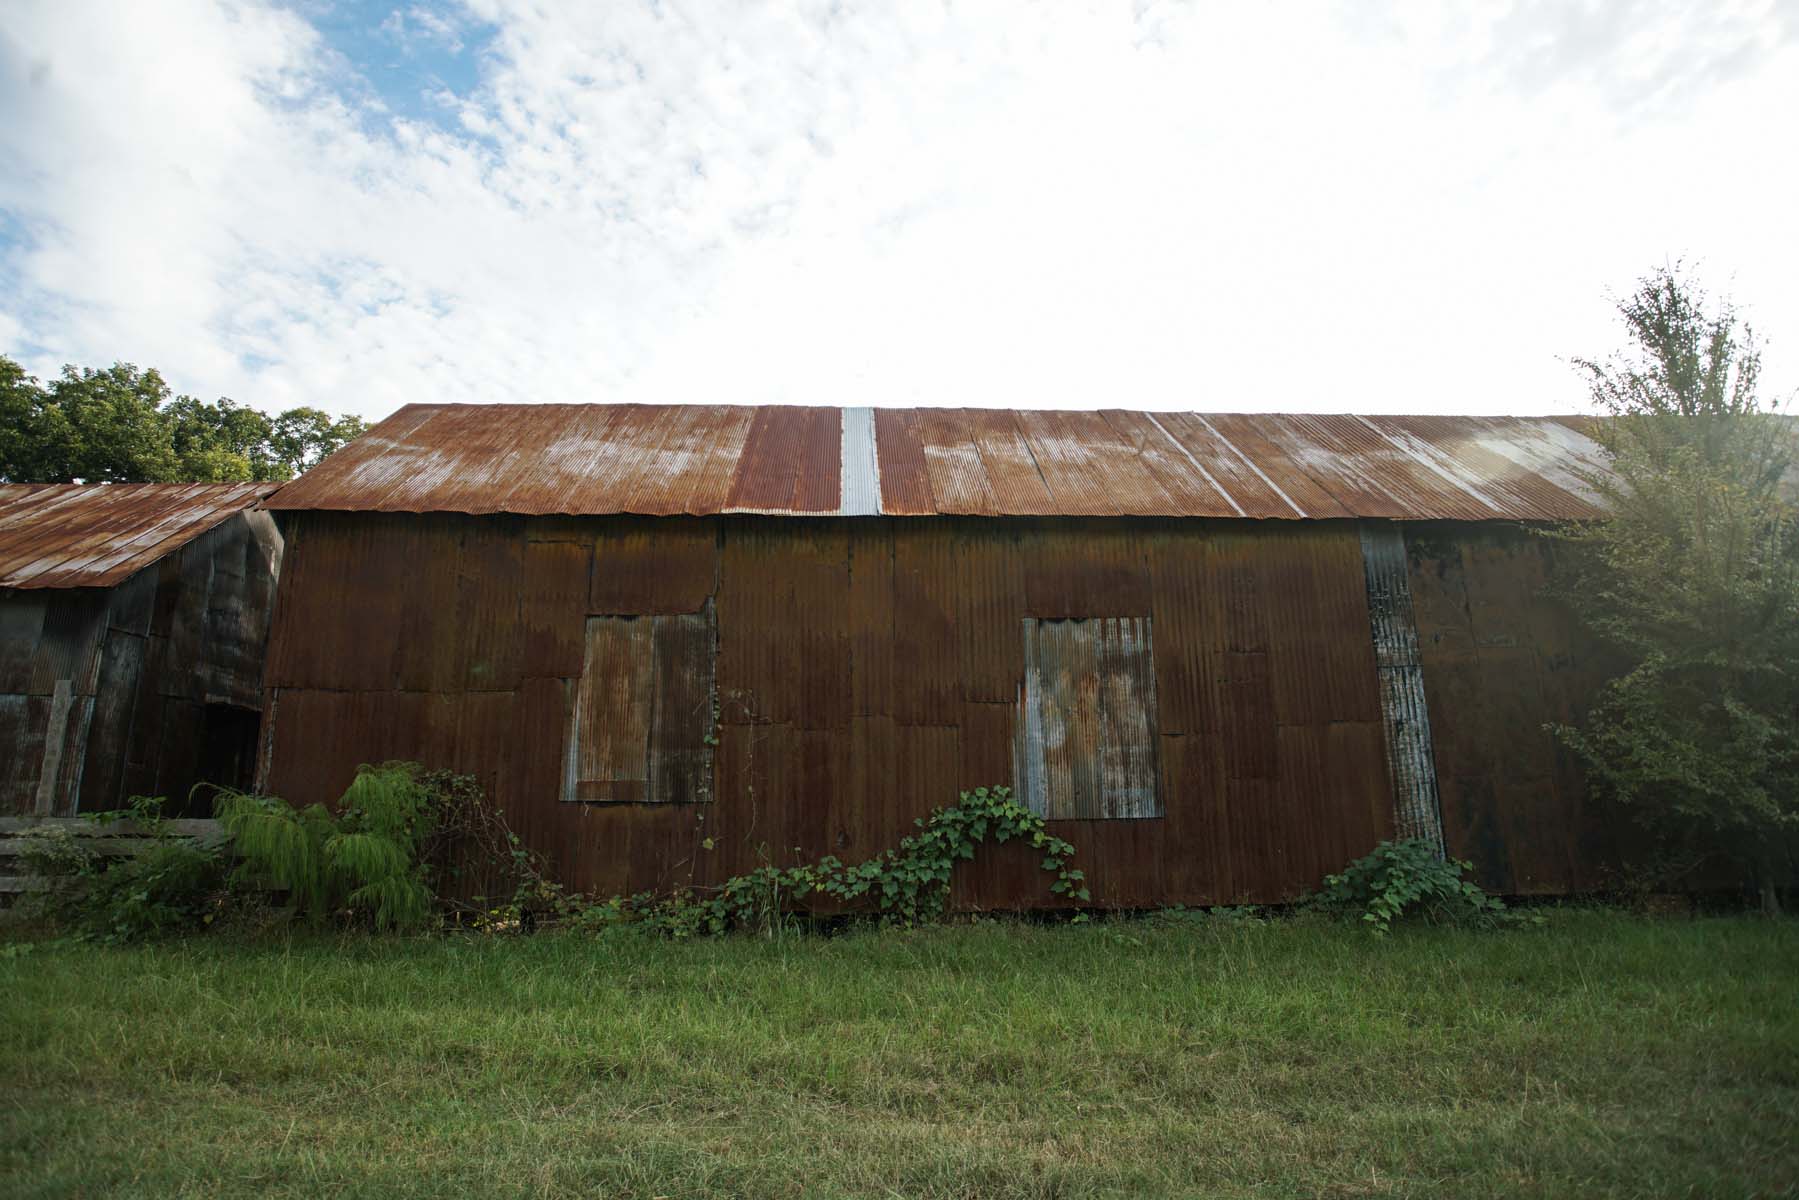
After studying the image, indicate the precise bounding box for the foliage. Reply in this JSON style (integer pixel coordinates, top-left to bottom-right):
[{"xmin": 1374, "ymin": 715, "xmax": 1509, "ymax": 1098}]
[
  {"xmin": 15, "ymin": 797, "xmax": 227, "ymax": 943},
  {"xmin": 214, "ymin": 763, "xmax": 556, "ymax": 931},
  {"xmin": 1552, "ymin": 265, "xmax": 1799, "ymax": 907},
  {"xmin": 1146, "ymin": 903, "xmax": 1265, "ymax": 927},
  {"xmin": 0, "ymin": 354, "xmax": 365, "ymax": 483},
  {"xmin": 217, "ymin": 765, "xmax": 436, "ymax": 930},
  {"xmin": 1313, "ymin": 839, "xmax": 1514, "ymax": 935},
  {"xmin": 576, "ymin": 786, "xmax": 1085, "ymax": 937},
  {"xmin": 410, "ymin": 766, "xmax": 564, "ymax": 921}
]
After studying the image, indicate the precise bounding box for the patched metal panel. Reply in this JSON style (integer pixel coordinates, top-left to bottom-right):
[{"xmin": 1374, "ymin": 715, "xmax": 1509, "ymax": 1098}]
[
  {"xmin": 1359, "ymin": 521, "xmax": 1445, "ymax": 853},
  {"xmin": 1014, "ymin": 616, "xmax": 1160, "ymax": 819},
  {"xmin": 567, "ymin": 617, "xmax": 652, "ymax": 802},
  {"xmin": 564, "ymin": 610, "xmax": 716, "ymax": 804}
]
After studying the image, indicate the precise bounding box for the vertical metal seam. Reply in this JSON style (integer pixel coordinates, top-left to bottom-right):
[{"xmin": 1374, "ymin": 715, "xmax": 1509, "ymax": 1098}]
[{"xmin": 1358, "ymin": 521, "xmax": 1446, "ymax": 855}]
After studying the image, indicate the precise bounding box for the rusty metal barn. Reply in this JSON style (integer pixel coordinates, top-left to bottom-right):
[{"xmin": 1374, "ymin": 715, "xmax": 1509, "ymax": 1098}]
[
  {"xmin": 0, "ymin": 484, "xmax": 282, "ymax": 816},
  {"xmin": 258, "ymin": 405, "xmax": 1623, "ymax": 906}
]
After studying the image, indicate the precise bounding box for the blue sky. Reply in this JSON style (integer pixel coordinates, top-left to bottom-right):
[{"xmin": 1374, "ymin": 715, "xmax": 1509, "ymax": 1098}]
[
  {"xmin": 2, "ymin": 1, "xmax": 1796, "ymax": 422},
  {"xmin": 301, "ymin": 0, "xmax": 492, "ymax": 127}
]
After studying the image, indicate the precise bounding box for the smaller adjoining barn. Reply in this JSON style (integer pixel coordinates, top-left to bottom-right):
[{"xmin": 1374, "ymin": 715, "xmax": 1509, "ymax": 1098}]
[{"xmin": 0, "ymin": 484, "xmax": 282, "ymax": 817}]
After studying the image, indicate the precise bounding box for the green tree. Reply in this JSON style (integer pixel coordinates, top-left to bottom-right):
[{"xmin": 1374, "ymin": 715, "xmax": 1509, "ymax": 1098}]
[
  {"xmin": 0, "ymin": 355, "xmax": 367, "ymax": 484},
  {"xmin": 1555, "ymin": 266, "xmax": 1799, "ymax": 913}
]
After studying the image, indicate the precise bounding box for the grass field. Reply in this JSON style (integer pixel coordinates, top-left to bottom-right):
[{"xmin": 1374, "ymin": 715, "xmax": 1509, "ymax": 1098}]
[{"xmin": 0, "ymin": 910, "xmax": 1794, "ymax": 1199}]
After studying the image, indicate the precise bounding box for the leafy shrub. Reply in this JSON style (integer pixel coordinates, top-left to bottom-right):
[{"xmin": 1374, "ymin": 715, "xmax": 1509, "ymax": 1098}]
[
  {"xmin": 218, "ymin": 765, "xmax": 436, "ymax": 930},
  {"xmin": 16, "ymin": 797, "xmax": 226, "ymax": 943},
  {"xmin": 216, "ymin": 762, "xmax": 554, "ymax": 931},
  {"xmin": 1314, "ymin": 839, "xmax": 1515, "ymax": 935}
]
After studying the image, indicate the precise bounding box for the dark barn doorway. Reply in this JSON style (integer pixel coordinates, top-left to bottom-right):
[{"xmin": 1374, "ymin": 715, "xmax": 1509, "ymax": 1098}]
[{"xmin": 189, "ymin": 702, "xmax": 262, "ymax": 814}]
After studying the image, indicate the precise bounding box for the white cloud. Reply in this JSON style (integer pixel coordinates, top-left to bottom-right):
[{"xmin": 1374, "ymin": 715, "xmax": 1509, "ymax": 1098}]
[
  {"xmin": 0, "ymin": 0, "xmax": 1795, "ymax": 421},
  {"xmin": 382, "ymin": 5, "xmax": 469, "ymax": 53}
]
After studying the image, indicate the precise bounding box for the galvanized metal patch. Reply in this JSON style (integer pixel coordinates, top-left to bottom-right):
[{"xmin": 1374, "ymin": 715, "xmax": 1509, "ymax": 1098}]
[
  {"xmin": 839, "ymin": 407, "xmax": 883, "ymax": 516},
  {"xmin": 1359, "ymin": 522, "xmax": 1445, "ymax": 853},
  {"xmin": 1013, "ymin": 616, "xmax": 1160, "ymax": 820}
]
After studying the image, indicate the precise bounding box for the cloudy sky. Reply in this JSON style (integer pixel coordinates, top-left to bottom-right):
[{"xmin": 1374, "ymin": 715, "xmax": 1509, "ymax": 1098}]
[{"xmin": 1, "ymin": 1, "xmax": 1794, "ymax": 422}]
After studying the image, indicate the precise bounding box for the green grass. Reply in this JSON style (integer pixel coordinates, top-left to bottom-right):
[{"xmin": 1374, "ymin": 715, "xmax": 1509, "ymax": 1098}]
[{"xmin": 0, "ymin": 911, "xmax": 1794, "ymax": 1199}]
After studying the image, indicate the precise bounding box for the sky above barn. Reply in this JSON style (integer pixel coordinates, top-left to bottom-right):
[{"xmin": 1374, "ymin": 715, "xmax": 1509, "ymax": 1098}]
[{"xmin": 0, "ymin": 1, "xmax": 1794, "ymax": 422}]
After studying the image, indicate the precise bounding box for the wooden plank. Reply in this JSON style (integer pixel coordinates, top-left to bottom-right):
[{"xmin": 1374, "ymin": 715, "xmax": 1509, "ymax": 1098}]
[
  {"xmin": 0, "ymin": 817, "xmax": 226, "ymax": 837},
  {"xmin": 34, "ymin": 679, "xmax": 75, "ymax": 816},
  {"xmin": 0, "ymin": 875, "xmax": 50, "ymax": 893},
  {"xmin": 0, "ymin": 836, "xmax": 166, "ymax": 856}
]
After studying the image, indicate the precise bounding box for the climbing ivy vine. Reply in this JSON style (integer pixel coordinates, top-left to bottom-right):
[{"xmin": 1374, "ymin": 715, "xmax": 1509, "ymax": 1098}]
[{"xmin": 574, "ymin": 785, "xmax": 1086, "ymax": 937}]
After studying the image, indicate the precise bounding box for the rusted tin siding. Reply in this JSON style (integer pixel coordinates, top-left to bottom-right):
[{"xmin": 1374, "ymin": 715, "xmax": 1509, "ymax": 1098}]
[
  {"xmin": 1358, "ymin": 522, "xmax": 1445, "ymax": 852},
  {"xmin": 264, "ymin": 405, "xmax": 1609, "ymax": 522},
  {"xmin": 261, "ymin": 512, "xmax": 1400, "ymax": 906},
  {"xmin": 1404, "ymin": 523, "xmax": 1621, "ymax": 893},
  {"xmin": 1, "ymin": 509, "xmax": 282, "ymax": 815}
]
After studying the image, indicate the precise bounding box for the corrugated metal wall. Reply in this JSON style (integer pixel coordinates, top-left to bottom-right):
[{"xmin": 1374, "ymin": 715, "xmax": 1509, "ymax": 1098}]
[
  {"xmin": 0, "ymin": 510, "xmax": 282, "ymax": 815},
  {"xmin": 1403, "ymin": 522, "xmax": 1622, "ymax": 893},
  {"xmin": 262, "ymin": 512, "xmax": 1399, "ymax": 907}
]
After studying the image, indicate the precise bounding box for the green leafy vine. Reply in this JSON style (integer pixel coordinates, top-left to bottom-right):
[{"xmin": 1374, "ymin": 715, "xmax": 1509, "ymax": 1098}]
[{"xmin": 577, "ymin": 785, "xmax": 1087, "ymax": 937}]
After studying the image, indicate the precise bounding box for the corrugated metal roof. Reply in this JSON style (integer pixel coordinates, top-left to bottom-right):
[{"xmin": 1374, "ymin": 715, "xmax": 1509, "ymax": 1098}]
[
  {"xmin": 265, "ymin": 404, "xmax": 1608, "ymax": 521},
  {"xmin": 0, "ymin": 483, "xmax": 275, "ymax": 590}
]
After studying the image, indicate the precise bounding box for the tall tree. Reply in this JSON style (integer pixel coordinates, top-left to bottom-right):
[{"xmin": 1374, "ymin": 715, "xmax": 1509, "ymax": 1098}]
[
  {"xmin": 1555, "ymin": 266, "xmax": 1799, "ymax": 912},
  {"xmin": 0, "ymin": 356, "xmax": 367, "ymax": 483}
]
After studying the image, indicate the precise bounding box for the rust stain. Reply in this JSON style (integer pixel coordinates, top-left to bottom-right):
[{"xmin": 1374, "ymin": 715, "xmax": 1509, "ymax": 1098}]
[
  {"xmin": 0, "ymin": 483, "xmax": 273, "ymax": 589},
  {"xmin": 264, "ymin": 404, "xmax": 1608, "ymax": 522}
]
